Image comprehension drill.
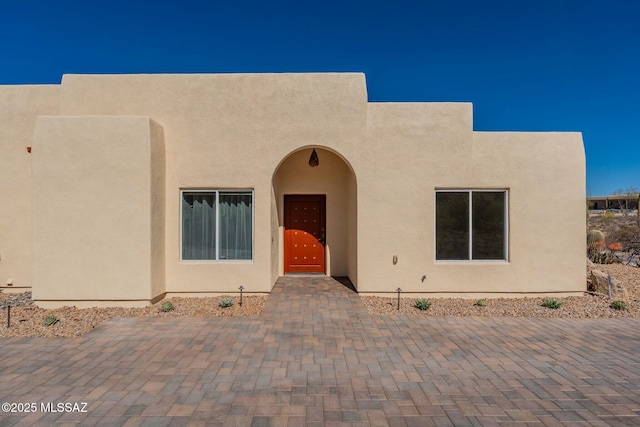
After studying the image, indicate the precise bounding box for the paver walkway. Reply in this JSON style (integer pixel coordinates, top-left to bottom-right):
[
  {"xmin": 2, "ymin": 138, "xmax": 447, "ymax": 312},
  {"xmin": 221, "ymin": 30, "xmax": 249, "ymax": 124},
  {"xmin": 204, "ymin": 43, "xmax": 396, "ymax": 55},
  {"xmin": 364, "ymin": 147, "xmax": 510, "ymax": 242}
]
[{"xmin": 1, "ymin": 276, "xmax": 640, "ymax": 426}]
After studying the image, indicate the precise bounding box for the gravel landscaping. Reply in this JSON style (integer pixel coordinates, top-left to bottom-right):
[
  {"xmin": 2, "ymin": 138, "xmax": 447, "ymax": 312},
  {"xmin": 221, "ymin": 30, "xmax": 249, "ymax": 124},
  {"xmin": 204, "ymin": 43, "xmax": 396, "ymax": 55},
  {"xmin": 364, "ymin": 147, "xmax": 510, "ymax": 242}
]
[
  {"xmin": 0, "ymin": 295, "xmax": 266, "ymax": 338},
  {"xmin": 364, "ymin": 263, "xmax": 639, "ymax": 317},
  {"xmin": 1, "ymin": 264, "xmax": 638, "ymax": 338}
]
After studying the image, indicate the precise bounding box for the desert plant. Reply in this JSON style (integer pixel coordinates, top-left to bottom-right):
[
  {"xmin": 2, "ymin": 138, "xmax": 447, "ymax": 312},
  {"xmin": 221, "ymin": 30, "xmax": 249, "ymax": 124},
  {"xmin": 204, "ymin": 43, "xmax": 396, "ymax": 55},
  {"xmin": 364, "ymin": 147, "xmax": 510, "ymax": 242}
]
[
  {"xmin": 219, "ymin": 297, "xmax": 234, "ymax": 308},
  {"xmin": 608, "ymin": 226, "xmax": 640, "ymax": 265},
  {"xmin": 610, "ymin": 300, "xmax": 627, "ymax": 311},
  {"xmin": 587, "ymin": 229, "xmax": 606, "ymax": 262},
  {"xmin": 161, "ymin": 301, "xmax": 174, "ymax": 312},
  {"xmin": 541, "ymin": 298, "xmax": 563, "ymax": 309},
  {"xmin": 587, "ymin": 229, "xmax": 604, "ymax": 247},
  {"xmin": 415, "ymin": 298, "xmax": 431, "ymax": 310},
  {"xmin": 587, "ymin": 229, "xmax": 605, "ymax": 244},
  {"xmin": 43, "ymin": 315, "xmax": 59, "ymax": 326},
  {"xmin": 608, "ymin": 242, "xmax": 623, "ymax": 262},
  {"xmin": 474, "ymin": 299, "xmax": 487, "ymax": 307},
  {"xmin": 608, "ymin": 243, "xmax": 622, "ymax": 251},
  {"xmin": 601, "ymin": 210, "xmax": 615, "ymax": 220}
]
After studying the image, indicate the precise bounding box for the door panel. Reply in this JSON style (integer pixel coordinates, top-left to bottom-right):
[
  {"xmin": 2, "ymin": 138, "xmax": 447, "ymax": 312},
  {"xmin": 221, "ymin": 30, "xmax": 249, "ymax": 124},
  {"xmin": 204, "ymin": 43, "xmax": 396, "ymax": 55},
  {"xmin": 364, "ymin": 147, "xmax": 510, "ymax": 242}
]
[{"xmin": 284, "ymin": 195, "xmax": 326, "ymax": 273}]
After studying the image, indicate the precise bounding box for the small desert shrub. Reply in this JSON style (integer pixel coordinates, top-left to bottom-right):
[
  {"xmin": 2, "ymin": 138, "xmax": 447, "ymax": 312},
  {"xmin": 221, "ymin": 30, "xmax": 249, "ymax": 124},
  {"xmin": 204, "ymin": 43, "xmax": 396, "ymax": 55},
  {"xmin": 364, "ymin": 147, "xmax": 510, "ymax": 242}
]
[
  {"xmin": 607, "ymin": 242, "xmax": 623, "ymax": 252},
  {"xmin": 219, "ymin": 297, "xmax": 234, "ymax": 308},
  {"xmin": 601, "ymin": 210, "xmax": 615, "ymax": 220},
  {"xmin": 161, "ymin": 301, "xmax": 174, "ymax": 312},
  {"xmin": 415, "ymin": 298, "xmax": 431, "ymax": 310},
  {"xmin": 474, "ymin": 299, "xmax": 487, "ymax": 307},
  {"xmin": 43, "ymin": 315, "xmax": 59, "ymax": 326},
  {"xmin": 541, "ymin": 298, "xmax": 563, "ymax": 309},
  {"xmin": 610, "ymin": 300, "xmax": 627, "ymax": 311}
]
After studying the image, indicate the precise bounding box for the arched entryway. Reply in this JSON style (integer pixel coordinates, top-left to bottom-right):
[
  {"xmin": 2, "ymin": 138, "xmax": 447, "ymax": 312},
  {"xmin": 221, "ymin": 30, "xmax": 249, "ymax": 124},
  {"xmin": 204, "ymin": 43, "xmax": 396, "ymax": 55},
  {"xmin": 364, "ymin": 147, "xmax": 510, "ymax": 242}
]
[{"xmin": 271, "ymin": 147, "xmax": 358, "ymax": 288}]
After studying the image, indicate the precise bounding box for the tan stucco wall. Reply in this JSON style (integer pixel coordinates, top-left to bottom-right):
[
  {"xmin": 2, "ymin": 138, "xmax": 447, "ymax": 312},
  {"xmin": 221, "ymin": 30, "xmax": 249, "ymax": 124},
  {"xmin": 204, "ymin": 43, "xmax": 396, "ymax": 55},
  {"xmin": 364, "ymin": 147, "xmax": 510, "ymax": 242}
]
[
  {"xmin": 149, "ymin": 120, "xmax": 166, "ymax": 299},
  {"xmin": 0, "ymin": 73, "xmax": 585, "ymax": 306},
  {"xmin": 31, "ymin": 116, "xmax": 165, "ymax": 306},
  {"xmin": 270, "ymin": 185, "xmax": 280, "ymax": 288},
  {"xmin": 0, "ymin": 85, "xmax": 59, "ymax": 292},
  {"xmin": 347, "ymin": 166, "xmax": 358, "ymax": 287},
  {"xmin": 57, "ymin": 73, "xmax": 367, "ymax": 298},
  {"xmin": 358, "ymin": 102, "xmax": 585, "ymax": 295}
]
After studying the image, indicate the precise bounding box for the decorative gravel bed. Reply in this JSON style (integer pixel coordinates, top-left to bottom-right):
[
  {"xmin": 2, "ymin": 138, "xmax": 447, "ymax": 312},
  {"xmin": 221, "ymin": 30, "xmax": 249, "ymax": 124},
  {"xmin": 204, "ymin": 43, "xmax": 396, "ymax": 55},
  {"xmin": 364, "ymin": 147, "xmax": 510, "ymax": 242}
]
[
  {"xmin": 1, "ymin": 264, "xmax": 638, "ymax": 337},
  {"xmin": 0, "ymin": 295, "xmax": 266, "ymax": 338},
  {"xmin": 363, "ymin": 264, "xmax": 640, "ymax": 318}
]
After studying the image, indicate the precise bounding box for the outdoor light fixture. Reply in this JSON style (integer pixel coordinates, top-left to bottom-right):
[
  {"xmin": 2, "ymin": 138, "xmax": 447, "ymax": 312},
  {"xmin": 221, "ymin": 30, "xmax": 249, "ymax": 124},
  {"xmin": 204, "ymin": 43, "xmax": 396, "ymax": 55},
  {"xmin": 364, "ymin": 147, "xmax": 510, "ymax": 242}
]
[{"xmin": 308, "ymin": 148, "xmax": 319, "ymax": 167}]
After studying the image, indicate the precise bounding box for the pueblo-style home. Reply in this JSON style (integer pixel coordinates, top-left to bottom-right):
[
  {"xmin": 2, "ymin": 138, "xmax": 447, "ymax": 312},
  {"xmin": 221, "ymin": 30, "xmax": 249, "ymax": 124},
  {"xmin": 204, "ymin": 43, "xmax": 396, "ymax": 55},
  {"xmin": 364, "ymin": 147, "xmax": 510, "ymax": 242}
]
[{"xmin": 0, "ymin": 73, "xmax": 586, "ymax": 307}]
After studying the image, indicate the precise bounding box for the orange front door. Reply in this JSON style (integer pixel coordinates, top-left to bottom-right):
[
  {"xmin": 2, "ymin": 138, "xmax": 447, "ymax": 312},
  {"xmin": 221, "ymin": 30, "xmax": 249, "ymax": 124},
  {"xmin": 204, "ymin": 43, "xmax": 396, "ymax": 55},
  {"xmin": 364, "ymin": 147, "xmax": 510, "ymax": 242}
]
[{"xmin": 284, "ymin": 195, "xmax": 326, "ymax": 273}]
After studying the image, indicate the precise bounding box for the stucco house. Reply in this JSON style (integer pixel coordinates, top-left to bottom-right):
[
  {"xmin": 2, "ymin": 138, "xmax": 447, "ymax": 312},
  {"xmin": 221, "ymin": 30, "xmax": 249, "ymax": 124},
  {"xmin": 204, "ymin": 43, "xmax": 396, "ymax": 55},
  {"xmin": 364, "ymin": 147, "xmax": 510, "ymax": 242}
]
[{"xmin": 0, "ymin": 73, "xmax": 586, "ymax": 308}]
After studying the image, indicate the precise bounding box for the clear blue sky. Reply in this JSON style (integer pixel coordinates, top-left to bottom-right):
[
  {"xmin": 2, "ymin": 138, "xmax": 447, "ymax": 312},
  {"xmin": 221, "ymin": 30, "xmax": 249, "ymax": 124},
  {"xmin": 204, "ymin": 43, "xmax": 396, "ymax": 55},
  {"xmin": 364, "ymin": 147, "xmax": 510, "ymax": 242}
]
[{"xmin": 1, "ymin": 0, "xmax": 638, "ymax": 196}]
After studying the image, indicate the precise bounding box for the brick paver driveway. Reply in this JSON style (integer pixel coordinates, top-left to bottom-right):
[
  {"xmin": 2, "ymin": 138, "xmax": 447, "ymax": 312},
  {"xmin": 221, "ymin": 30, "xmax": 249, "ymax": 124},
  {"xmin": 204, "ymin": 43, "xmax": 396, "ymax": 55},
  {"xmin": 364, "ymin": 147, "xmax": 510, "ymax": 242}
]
[{"xmin": 1, "ymin": 276, "xmax": 640, "ymax": 426}]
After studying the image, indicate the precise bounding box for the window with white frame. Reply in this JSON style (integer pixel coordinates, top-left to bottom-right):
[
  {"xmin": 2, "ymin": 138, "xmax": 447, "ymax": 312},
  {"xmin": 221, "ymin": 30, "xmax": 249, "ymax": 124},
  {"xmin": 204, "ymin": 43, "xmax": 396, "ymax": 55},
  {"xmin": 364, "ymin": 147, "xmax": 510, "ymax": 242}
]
[
  {"xmin": 435, "ymin": 190, "xmax": 508, "ymax": 261},
  {"xmin": 181, "ymin": 190, "xmax": 253, "ymax": 261}
]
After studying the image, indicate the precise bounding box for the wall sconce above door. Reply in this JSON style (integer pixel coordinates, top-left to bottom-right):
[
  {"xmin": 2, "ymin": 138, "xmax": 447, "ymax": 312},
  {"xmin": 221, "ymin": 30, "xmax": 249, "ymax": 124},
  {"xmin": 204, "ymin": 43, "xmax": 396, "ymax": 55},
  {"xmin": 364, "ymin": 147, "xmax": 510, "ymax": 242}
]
[{"xmin": 308, "ymin": 148, "xmax": 319, "ymax": 167}]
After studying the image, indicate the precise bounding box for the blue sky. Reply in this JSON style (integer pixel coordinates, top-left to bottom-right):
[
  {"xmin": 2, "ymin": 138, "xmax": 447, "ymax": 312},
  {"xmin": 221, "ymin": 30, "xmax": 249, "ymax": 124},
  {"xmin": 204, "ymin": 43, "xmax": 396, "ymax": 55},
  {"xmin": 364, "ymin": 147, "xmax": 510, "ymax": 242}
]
[{"xmin": 1, "ymin": 0, "xmax": 638, "ymax": 196}]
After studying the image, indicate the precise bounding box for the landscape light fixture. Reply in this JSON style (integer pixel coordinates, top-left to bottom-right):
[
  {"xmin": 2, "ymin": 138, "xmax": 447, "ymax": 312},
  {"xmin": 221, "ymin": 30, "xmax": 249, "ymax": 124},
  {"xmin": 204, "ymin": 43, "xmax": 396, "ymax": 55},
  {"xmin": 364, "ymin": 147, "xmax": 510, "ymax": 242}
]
[{"xmin": 308, "ymin": 148, "xmax": 319, "ymax": 167}]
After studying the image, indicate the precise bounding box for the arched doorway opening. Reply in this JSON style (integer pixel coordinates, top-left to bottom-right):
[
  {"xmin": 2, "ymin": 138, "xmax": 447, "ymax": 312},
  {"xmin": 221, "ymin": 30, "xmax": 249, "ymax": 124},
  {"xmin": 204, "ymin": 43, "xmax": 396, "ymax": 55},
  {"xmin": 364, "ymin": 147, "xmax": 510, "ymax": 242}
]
[{"xmin": 271, "ymin": 147, "xmax": 357, "ymax": 287}]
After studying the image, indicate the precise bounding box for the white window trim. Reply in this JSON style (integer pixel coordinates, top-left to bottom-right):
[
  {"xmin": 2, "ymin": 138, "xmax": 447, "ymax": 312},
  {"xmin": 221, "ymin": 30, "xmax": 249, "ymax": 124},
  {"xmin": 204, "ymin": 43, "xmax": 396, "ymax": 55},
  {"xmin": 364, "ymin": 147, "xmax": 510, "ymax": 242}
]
[
  {"xmin": 180, "ymin": 189, "xmax": 255, "ymax": 263},
  {"xmin": 434, "ymin": 189, "xmax": 509, "ymax": 263}
]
